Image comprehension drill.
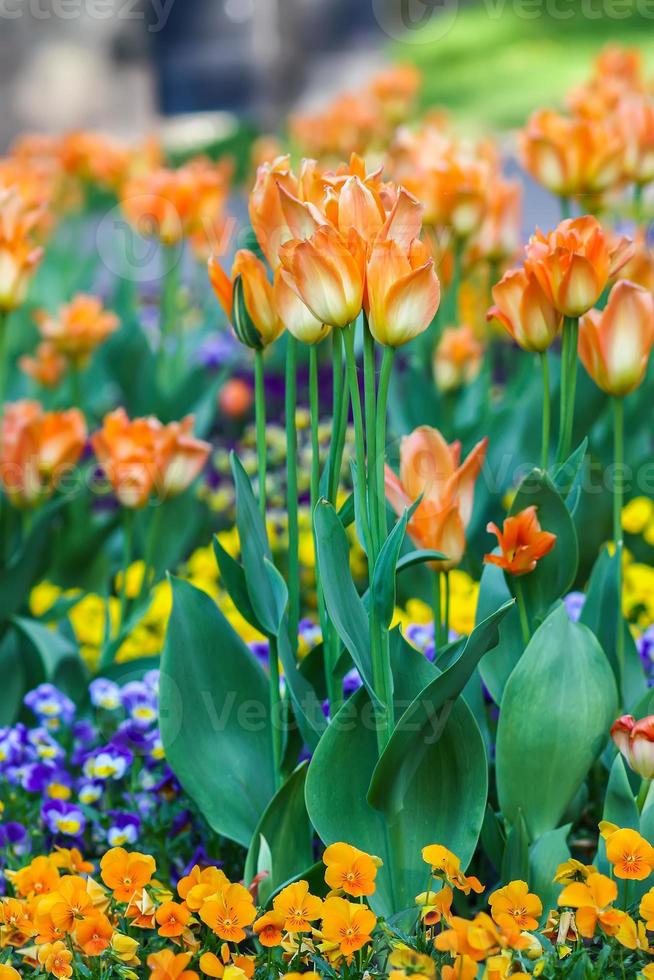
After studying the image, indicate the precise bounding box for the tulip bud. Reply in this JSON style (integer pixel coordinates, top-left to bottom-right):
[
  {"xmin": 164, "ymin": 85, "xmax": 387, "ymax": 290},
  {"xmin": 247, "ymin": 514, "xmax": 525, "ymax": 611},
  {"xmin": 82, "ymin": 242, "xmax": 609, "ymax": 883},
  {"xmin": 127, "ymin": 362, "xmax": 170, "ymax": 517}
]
[
  {"xmin": 579, "ymin": 279, "xmax": 654, "ymax": 397},
  {"xmin": 488, "ymin": 266, "xmax": 562, "ymax": 352},
  {"xmin": 366, "ymin": 239, "xmax": 440, "ymax": 348},
  {"xmin": 208, "ymin": 250, "xmax": 283, "ymax": 350},
  {"xmin": 611, "ymin": 714, "xmax": 654, "ymax": 779}
]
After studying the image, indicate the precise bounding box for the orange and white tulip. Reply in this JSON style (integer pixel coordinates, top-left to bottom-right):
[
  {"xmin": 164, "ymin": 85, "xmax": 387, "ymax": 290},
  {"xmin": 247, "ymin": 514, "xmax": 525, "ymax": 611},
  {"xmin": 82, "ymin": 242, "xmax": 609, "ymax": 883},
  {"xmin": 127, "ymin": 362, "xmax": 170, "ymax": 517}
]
[
  {"xmin": 525, "ymin": 216, "xmax": 633, "ymax": 318},
  {"xmin": 248, "ymin": 155, "xmax": 301, "ymax": 268},
  {"xmin": 208, "ymin": 250, "xmax": 283, "ymax": 349},
  {"xmin": 366, "ymin": 238, "xmax": 440, "ymax": 347},
  {"xmin": 385, "ymin": 426, "xmax": 487, "ymax": 570},
  {"xmin": 0, "ymin": 188, "xmax": 44, "ymax": 312},
  {"xmin": 157, "ymin": 416, "xmax": 211, "ymax": 500},
  {"xmin": 273, "ymin": 269, "xmax": 329, "ymax": 345},
  {"xmin": 34, "ymin": 294, "xmax": 119, "ymax": 367},
  {"xmin": 611, "ymin": 714, "xmax": 654, "ymax": 780},
  {"xmin": 279, "ymin": 225, "xmax": 365, "ymax": 329},
  {"xmin": 433, "ymin": 324, "xmax": 484, "ymax": 392},
  {"xmin": 488, "ymin": 266, "xmax": 562, "ymax": 352},
  {"xmin": 578, "ymin": 279, "xmax": 654, "ymax": 397},
  {"xmin": 0, "ymin": 400, "xmax": 87, "ymax": 508}
]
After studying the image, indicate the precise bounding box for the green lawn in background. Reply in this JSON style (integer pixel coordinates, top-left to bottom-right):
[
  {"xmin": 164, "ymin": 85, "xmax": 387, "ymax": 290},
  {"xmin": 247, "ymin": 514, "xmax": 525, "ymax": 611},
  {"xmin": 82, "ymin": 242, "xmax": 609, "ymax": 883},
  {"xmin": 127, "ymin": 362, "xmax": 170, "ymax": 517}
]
[{"xmin": 394, "ymin": 1, "xmax": 654, "ymax": 130}]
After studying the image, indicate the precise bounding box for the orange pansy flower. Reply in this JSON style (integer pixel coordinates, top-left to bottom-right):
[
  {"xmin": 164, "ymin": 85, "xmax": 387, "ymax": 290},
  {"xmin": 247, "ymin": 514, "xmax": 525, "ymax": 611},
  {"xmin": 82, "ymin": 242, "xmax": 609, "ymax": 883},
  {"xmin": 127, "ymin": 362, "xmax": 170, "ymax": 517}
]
[
  {"xmin": 323, "ymin": 842, "xmax": 379, "ymax": 898},
  {"xmin": 100, "ymin": 847, "xmax": 156, "ymax": 902}
]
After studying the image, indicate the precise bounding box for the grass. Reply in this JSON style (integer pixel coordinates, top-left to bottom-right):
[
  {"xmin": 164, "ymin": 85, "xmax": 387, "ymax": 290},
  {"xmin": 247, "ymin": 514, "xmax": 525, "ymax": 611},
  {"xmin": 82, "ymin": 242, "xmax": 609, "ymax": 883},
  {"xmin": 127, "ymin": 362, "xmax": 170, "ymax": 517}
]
[{"xmin": 392, "ymin": 1, "xmax": 654, "ymax": 129}]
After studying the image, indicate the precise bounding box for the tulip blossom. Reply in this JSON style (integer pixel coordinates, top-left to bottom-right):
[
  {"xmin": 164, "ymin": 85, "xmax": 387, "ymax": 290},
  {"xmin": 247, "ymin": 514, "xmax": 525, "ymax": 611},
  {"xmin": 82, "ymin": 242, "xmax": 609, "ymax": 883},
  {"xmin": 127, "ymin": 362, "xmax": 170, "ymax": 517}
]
[
  {"xmin": 208, "ymin": 250, "xmax": 283, "ymax": 349},
  {"xmin": 279, "ymin": 225, "xmax": 365, "ymax": 329},
  {"xmin": 0, "ymin": 188, "xmax": 44, "ymax": 312},
  {"xmin": 611, "ymin": 714, "xmax": 654, "ymax": 779},
  {"xmin": 525, "ymin": 216, "xmax": 634, "ymax": 318},
  {"xmin": 520, "ymin": 109, "xmax": 625, "ymax": 198},
  {"xmin": 273, "ymin": 268, "xmax": 329, "ymax": 345},
  {"xmin": 484, "ymin": 506, "xmax": 556, "ymax": 577},
  {"xmin": 34, "ymin": 294, "xmax": 119, "ymax": 367},
  {"xmin": 617, "ymin": 94, "xmax": 654, "ymax": 185},
  {"xmin": 433, "ymin": 324, "xmax": 484, "ymax": 392},
  {"xmin": 365, "ymin": 238, "xmax": 440, "ymax": 347},
  {"xmin": 0, "ymin": 401, "xmax": 87, "ymax": 509},
  {"xmin": 92, "ymin": 409, "xmax": 209, "ymax": 508},
  {"xmin": 385, "ymin": 426, "xmax": 487, "ymax": 571},
  {"xmin": 578, "ymin": 280, "xmax": 654, "ymax": 397},
  {"xmin": 469, "ymin": 176, "xmax": 522, "ymax": 265},
  {"xmin": 19, "ymin": 342, "xmax": 66, "ymax": 388},
  {"xmin": 248, "ymin": 154, "xmax": 301, "ymax": 268},
  {"xmin": 488, "ymin": 266, "xmax": 562, "ymax": 352}
]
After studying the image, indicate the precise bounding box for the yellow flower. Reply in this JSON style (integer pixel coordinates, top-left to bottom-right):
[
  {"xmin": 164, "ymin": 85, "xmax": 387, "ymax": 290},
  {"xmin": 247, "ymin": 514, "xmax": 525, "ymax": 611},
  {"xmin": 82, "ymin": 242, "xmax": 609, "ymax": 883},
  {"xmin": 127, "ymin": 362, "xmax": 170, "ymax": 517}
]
[
  {"xmin": 29, "ymin": 581, "xmax": 63, "ymax": 617},
  {"xmin": 421, "ymin": 844, "xmax": 484, "ymax": 895},
  {"xmin": 489, "ymin": 880, "xmax": 542, "ymax": 931},
  {"xmin": 323, "ymin": 842, "xmax": 380, "ymax": 897},
  {"xmin": 114, "ymin": 560, "xmax": 149, "ymax": 598},
  {"xmin": 387, "ymin": 943, "xmax": 435, "ymax": 980},
  {"xmin": 605, "ymin": 827, "xmax": 654, "ymax": 881},
  {"xmin": 111, "ymin": 932, "xmax": 140, "ymax": 965},
  {"xmin": 553, "ymin": 859, "xmax": 596, "ymax": 884},
  {"xmin": 273, "ymin": 880, "xmax": 323, "ymax": 932},
  {"xmin": 622, "ymin": 497, "xmax": 654, "ymax": 535}
]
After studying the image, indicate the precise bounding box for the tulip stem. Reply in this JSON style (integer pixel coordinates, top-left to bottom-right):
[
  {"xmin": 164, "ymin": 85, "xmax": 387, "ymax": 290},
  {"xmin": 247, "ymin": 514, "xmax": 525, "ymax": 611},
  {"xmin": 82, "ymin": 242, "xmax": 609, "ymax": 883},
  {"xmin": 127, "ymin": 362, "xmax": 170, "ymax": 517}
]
[
  {"xmin": 285, "ymin": 336, "xmax": 299, "ymax": 657},
  {"xmin": 254, "ymin": 348, "xmax": 267, "ymax": 517},
  {"xmin": 117, "ymin": 508, "xmax": 135, "ymax": 632},
  {"xmin": 375, "ymin": 346, "xmax": 395, "ymax": 547},
  {"xmin": 559, "ymin": 195, "xmax": 571, "ymax": 220},
  {"xmin": 613, "ymin": 396, "xmax": 625, "ymax": 684},
  {"xmin": 363, "ymin": 319, "xmax": 380, "ymax": 556},
  {"xmin": 556, "ymin": 316, "xmax": 579, "ymax": 465},
  {"xmin": 0, "ymin": 311, "xmax": 9, "ymax": 409},
  {"xmin": 268, "ymin": 636, "xmax": 283, "ymax": 790},
  {"xmin": 310, "ymin": 344, "xmax": 340, "ymax": 713},
  {"xmin": 442, "ymin": 571, "xmax": 450, "ymax": 646},
  {"xmin": 540, "ymin": 351, "xmax": 551, "ymax": 470},
  {"xmin": 514, "ymin": 577, "xmax": 531, "ymax": 646},
  {"xmin": 637, "ymin": 778, "xmax": 651, "ymax": 812},
  {"xmin": 343, "ymin": 322, "xmax": 373, "ymax": 559},
  {"xmin": 432, "ymin": 573, "xmax": 441, "ymax": 659},
  {"xmin": 327, "ymin": 330, "xmax": 345, "ymax": 504}
]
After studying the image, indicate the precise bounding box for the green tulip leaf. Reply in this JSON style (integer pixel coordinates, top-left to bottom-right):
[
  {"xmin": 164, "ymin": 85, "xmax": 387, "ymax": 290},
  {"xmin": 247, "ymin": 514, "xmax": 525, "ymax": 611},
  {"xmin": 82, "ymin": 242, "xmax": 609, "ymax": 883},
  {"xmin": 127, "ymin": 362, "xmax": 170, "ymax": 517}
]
[
  {"xmin": 476, "ymin": 563, "xmax": 523, "ymax": 705},
  {"xmin": 313, "ymin": 499, "xmax": 376, "ymax": 701},
  {"xmin": 367, "ymin": 599, "xmax": 513, "ymax": 815},
  {"xmin": 213, "ymin": 535, "xmax": 262, "ymax": 633},
  {"xmin": 528, "ymin": 824, "xmax": 571, "ymax": 918},
  {"xmin": 306, "ymin": 633, "xmax": 488, "ymax": 916},
  {"xmin": 12, "ymin": 616, "xmax": 88, "ymax": 704},
  {"xmin": 160, "ymin": 576, "xmax": 275, "ymax": 847},
  {"xmin": 372, "ymin": 510, "xmax": 410, "ymax": 630},
  {"xmin": 496, "ymin": 604, "xmax": 617, "ymax": 839},
  {"xmin": 244, "ymin": 763, "xmax": 313, "ymax": 904}
]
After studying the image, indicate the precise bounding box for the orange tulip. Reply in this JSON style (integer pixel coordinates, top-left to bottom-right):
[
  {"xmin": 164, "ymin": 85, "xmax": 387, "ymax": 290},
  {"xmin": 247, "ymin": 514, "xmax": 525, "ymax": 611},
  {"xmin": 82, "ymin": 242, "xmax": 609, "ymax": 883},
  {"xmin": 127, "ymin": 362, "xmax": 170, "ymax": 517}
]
[
  {"xmin": 488, "ymin": 266, "xmax": 562, "ymax": 352},
  {"xmin": 433, "ymin": 324, "xmax": 484, "ymax": 392},
  {"xmin": 122, "ymin": 158, "xmax": 230, "ymax": 246},
  {"xmin": 34, "ymin": 294, "xmax": 119, "ymax": 367},
  {"xmin": 19, "ymin": 341, "xmax": 67, "ymax": 388},
  {"xmin": 611, "ymin": 714, "xmax": 654, "ymax": 780},
  {"xmin": 0, "ymin": 400, "xmax": 86, "ymax": 508},
  {"xmin": 92, "ymin": 409, "xmax": 208, "ymax": 507},
  {"xmin": 578, "ymin": 280, "xmax": 654, "ymax": 397},
  {"xmin": 365, "ymin": 238, "xmax": 440, "ymax": 347},
  {"xmin": 617, "ymin": 94, "xmax": 654, "ymax": 185},
  {"xmin": 385, "ymin": 426, "xmax": 487, "ymax": 571},
  {"xmin": 469, "ymin": 176, "xmax": 522, "ymax": 265},
  {"xmin": 208, "ymin": 249, "xmax": 283, "ymax": 349},
  {"xmin": 248, "ymin": 154, "xmax": 300, "ymax": 268},
  {"xmin": 157, "ymin": 415, "xmax": 211, "ymax": 499},
  {"xmin": 273, "ymin": 268, "xmax": 329, "ymax": 345},
  {"xmin": 91, "ymin": 408, "xmax": 164, "ymax": 509},
  {"xmin": 279, "ymin": 224, "xmax": 365, "ymax": 329},
  {"xmin": 520, "ymin": 110, "xmax": 625, "ymax": 198},
  {"xmin": 0, "ymin": 188, "xmax": 44, "ymax": 312},
  {"xmin": 484, "ymin": 505, "xmax": 556, "ymax": 577},
  {"xmin": 525, "ymin": 216, "xmax": 634, "ymax": 318}
]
